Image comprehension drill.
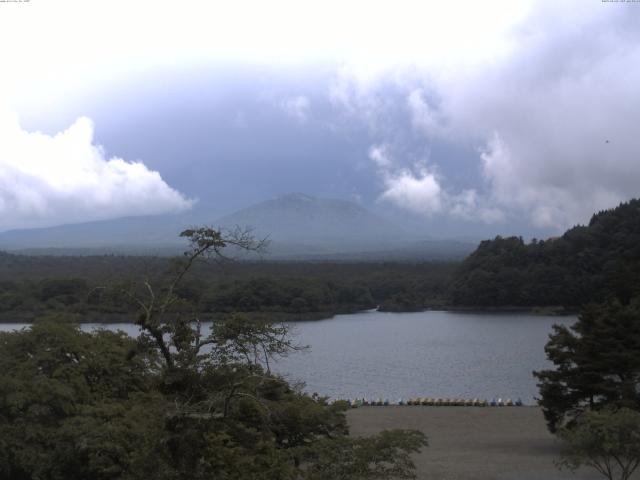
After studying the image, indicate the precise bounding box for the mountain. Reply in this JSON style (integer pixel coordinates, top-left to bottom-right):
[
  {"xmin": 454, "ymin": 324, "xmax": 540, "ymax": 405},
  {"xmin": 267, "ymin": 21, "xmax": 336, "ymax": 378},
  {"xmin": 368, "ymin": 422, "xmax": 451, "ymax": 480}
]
[
  {"xmin": 214, "ymin": 193, "xmax": 476, "ymax": 259},
  {"xmin": 216, "ymin": 193, "xmax": 406, "ymax": 246},
  {"xmin": 0, "ymin": 193, "xmax": 475, "ymax": 259},
  {"xmin": 0, "ymin": 213, "xmax": 197, "ymax": 252}
]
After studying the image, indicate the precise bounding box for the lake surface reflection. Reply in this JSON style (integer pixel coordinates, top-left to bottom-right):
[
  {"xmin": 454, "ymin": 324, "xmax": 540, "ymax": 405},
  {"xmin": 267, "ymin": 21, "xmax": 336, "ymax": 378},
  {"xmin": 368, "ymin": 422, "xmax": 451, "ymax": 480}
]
[{"xmin": 0, "ymin": 310, "xmax": 575, "ymax": 404}]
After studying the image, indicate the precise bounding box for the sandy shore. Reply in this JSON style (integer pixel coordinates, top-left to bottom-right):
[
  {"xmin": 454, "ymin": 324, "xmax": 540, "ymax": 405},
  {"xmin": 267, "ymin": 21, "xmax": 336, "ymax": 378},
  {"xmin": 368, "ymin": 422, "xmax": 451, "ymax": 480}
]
[{"xmin": 347, "ymin": 406, "xmax": 633, "ymax": 480}]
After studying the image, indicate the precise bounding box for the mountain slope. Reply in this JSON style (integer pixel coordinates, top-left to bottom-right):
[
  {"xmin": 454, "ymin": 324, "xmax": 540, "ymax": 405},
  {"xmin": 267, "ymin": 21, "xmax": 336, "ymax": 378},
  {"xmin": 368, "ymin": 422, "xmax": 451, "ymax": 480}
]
[
  {"xmin": 0, "ymin": 213, "xmax": 198, "ymax": 251},
  {"xmin": 0, "ymin": 194, "xmax": 412, "ymax": 255},
  {"xmin": 216, "ymin": 193, "xmax": 404, "ymax": 245},
  {"xmin": 0, "ymin": 193, "xmax": 475, "ymax": 260},
  {"xmin": 449, "ymin": 198, "xmax": 640, "ymax": 307}
]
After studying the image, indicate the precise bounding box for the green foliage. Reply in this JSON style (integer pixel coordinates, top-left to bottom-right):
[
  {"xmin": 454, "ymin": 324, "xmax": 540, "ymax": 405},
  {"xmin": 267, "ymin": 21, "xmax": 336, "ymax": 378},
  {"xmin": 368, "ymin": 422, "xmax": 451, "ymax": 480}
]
[
  {"xmin": 0, "ymin": 228, "xmax": 428, "ymax": 479},
  {"xmin": 211, "ymin": 314, "xmax": 304, "ymax": 372},
  {"xmin": 0, "ymin": 319, "xmax": 426, "ymax": 480},
  {"xmin": 0, "ymin": 253, "xmax": 455, "ymax": 320},
  {"xmin": 298, "ymin": 429, "xmax": 428, "ymax": 480},
  {"xmin": 201, "ymin": 277, "xmax": 375, "ymax": 314},
  {"xmin": 0, "ymin": 322, "xmax": 163, "ymax": 480},
  {"xmin": 534, "ymin": 298, "xmax": 640, "ymax": 432},
  {"xmin": 450, "ymin": 199, "xmax": 640, "ymax": 307},
  {"xmin": 556, "ymin": 408, "xmax": 640, "ymax": 480}
]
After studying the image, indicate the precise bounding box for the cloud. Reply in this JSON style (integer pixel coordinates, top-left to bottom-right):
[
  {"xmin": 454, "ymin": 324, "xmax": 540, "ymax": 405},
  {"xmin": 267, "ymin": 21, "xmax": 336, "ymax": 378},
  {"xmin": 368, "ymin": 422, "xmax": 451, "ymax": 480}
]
[
  {"xmin": 406, "ymin": 89, "xmax": 444, "ymax": 138},
  {"xmin": 368, "ymin": 144, "xmax": 393, "ymax": 168},
  {"xmin": 4, "ymin": 0, "xmax": 637, "ymax": 233},
  {"xmin": 337, "ymin": 1, "xmax": 640, "ymax": 230},
  {"xmin": 369, "ymin": 144, "xmax": 505, "ymax": 223},
  {"xmin": 280, "ymin": 96, "xmax": 311, "ymax": 123},
  {"xmin": 369, "ymin": 143, "xmax": 441, "ymax": 215},
  {"xmin": 446, "ymin": 188, "xmax": 505, "ymax": 225},
  {"xmin": 0, "ymin": 110, "xmax": 193, "ymax": 231},
  {"xmin": 380, "ymin": 168, "xmax": 443, "ymax": 216},
  {"xmin": 457, "ymin": 5, "xmax": 640, "ymax": 229}
]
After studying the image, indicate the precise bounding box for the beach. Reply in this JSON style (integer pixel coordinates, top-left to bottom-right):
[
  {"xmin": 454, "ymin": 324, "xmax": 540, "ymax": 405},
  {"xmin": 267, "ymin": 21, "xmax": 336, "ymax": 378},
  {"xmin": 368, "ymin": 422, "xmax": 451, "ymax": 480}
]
[{"xmin": 347, "ymin": 406, "xmax": 624, "ymax": 480}]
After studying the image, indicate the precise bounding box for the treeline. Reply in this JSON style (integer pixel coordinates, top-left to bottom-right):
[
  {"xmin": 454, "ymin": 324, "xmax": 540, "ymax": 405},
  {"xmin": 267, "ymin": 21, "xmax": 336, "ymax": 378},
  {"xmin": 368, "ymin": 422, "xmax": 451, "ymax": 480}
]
[
  {"xmin": 4, "ymin": 198, "xmax": 638, "ymax": 318},
  {"xmin": 0, "ymin": 254, "xmax": 455, "ymax": 321},
  {"xmin": 450, "ymin": 199, "xmax": 640, "ymax": 308}
]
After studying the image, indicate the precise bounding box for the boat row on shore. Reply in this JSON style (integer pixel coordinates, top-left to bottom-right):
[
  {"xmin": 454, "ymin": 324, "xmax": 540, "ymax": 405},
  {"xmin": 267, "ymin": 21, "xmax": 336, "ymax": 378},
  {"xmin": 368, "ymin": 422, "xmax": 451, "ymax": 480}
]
[{"xmin": 337, "ymin": 397, "xmax": 524, "ymax": 407}]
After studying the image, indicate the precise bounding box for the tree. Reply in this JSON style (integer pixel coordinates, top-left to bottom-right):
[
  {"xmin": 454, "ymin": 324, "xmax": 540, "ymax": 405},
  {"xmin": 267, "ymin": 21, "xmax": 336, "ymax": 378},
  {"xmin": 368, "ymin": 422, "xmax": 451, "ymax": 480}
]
[
  {"xmin": 449, "ymin": 199, "xmax": 640, "ymax": 308},
  {"xmin": 120, "ymin": 226, "xmax": 269, "ymax": 372},
  {"xmin": 556, "ymin": 408, "xmax": 640, "ymax": 480},
  {"xmin": 0, "ymin": 227, "xmax": 428, "ymax": 479},
  {"xmin": 534, "ymin": 298, "xmax": 640, "ymax": 432},
  {"xmin": 0, "ymin": 320, "xmax": 165, "ymax": 480},
  {"xmin": 299, "ymin": 429, "xmax": 427, "ymax": 480}
]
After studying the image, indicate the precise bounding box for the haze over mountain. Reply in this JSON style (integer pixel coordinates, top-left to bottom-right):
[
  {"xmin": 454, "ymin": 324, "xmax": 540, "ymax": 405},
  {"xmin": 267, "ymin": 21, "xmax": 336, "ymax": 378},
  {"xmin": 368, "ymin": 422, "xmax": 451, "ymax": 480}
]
[
  {"xmin": 3, "ymin": 1, "xmax": 639, "ymax": 241},
  {"xmin": 218, "ymin": 193, "xmax": 404, "ymax": 243},
  {"xmin": 0, "ymin": 193, "xmax": 477, "ymax": 260}
]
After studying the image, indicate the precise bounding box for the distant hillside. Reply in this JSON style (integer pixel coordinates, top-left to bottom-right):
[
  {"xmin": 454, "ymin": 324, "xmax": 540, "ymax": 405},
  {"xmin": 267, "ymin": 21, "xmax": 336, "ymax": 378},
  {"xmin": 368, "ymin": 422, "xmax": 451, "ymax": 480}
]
[
  {"xmin": 449, "ymin": 199, "xmax": 640, "ymax": 307},
  {"xmin": 0, "ymin": 193, "xmax": 396, "ymax": 251},
  {"xmin": 215, "ymin": 193, "xmax": 475, "ymax": 259},
  {"xmin": 271, "ymin": 239, "xmax": 475, "ymax": 262},
  {"xmin": 0, "ymin": 213, "xmax": 202, "ymax": 251},
  {"xmin": 0, "ymin": 193, "xmax": 475, "ymax": 260},
  {"xmin": 217, "ymin": 193, "xmax": 403, "ymax": 245}
]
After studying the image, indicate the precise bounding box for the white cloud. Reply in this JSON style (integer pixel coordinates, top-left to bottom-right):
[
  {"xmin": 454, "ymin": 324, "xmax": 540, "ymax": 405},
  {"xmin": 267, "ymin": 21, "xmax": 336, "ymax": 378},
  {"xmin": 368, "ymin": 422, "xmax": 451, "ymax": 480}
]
[
  {"xmin": 457, "ymin": 6, "xmax": 640, "ymax": 229},
  {"xmin": 0, "ymin": 110, "xmax": 193, "ymax": 231},
  {"xmin": 369, "ymin": 144, "xmax": 441, "ymax": 215},
  {"xmin": 407, "ymin": 89, "xmax": 443, "ymax": 138},
  {"xmin": 378, "ymin": 168, "xmax": 506, "ymax": 224},
  {"xmin": 280, "ymin": 96, "xmax": 311, "ymax": 123},
  {"xmin": 369, "ymin": 144, "xmax": 504, "ymax": 222},
  {"xmin": 447, "ymin": 189, "xmax": 505, "ymax": 224},
  {"xmin": 368, "ymin": 144, "xmax": 393, "ymax": 168},
  {"xmin": 338, "ymin": 1, "xmax": 640, "ymax": 230},
  {"xmin": 0, "ymin": 0, "xmax": 530, "ymax": 114},
  {"xmin": 380, "ymin": 168, "xmax": 443, "ymax": 216}
]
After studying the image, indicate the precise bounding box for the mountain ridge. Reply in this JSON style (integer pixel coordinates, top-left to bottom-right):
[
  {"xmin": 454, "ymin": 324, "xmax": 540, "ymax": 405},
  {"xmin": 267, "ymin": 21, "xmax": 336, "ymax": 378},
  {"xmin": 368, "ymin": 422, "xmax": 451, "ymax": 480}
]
[
  {"xmin": 216, "ymin": 192, "xmax": 407, "ymax": 244},
  {"xmin": 0, "ymin": 193, "xmax": 475, "ymax": 260}
]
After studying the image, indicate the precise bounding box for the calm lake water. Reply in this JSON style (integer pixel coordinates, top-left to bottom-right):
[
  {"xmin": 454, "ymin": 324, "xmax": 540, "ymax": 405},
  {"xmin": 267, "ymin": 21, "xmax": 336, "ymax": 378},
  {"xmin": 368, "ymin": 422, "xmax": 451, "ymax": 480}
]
[{"xmin": 0, "ymin": 310, "xmax": 575, "ymax": 404}]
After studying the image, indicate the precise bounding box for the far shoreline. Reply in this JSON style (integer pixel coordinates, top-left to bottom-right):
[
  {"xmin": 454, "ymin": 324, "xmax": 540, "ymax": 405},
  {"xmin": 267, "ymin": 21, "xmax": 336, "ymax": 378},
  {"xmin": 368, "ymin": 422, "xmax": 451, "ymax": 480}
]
[{"xmin": 0, "ymin": 305, "xmax": 577, "ymax": 324}]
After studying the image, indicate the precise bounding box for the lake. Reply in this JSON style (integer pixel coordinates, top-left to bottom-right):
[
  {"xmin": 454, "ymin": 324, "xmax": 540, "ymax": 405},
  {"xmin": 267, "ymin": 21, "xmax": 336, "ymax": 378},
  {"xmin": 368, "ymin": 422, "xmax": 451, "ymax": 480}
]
[{"xmin": 0, "ymin": 310, "xmax": 575, "ymax": 404}]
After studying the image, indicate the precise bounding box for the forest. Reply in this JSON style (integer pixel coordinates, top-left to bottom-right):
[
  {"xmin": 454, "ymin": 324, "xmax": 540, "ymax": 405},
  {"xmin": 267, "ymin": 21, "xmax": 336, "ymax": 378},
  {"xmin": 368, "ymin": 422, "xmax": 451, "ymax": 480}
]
[
  {"xmin": 0, "ymin": 253, "xmax": 455, "ymax": 322},
  {"xmin": 1, "ymin": 199, "xmax": 639, "ymax": 322},
  {"xmin": 449, "ymin": 199, "xmax": 640, "ymax": 308}
]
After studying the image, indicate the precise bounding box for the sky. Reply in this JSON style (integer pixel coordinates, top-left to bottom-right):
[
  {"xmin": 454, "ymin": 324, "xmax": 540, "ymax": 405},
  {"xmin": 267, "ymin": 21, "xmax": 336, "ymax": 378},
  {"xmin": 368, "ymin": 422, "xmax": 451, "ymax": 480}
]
[{"xmin": 1, "ymin": 0, "xmax": 639, "ymax": 237}]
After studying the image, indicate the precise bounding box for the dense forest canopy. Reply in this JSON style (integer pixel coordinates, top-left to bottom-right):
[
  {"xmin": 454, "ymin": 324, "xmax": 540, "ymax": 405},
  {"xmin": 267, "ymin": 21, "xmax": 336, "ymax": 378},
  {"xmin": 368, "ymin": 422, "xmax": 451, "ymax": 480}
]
[
  {"xmin": 0, "ymin": 253, "xmax": 454, "ymax": 322},
  {"xmin": 449, "ymin": 199, "xmax": 640, "ymax": 308}
]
